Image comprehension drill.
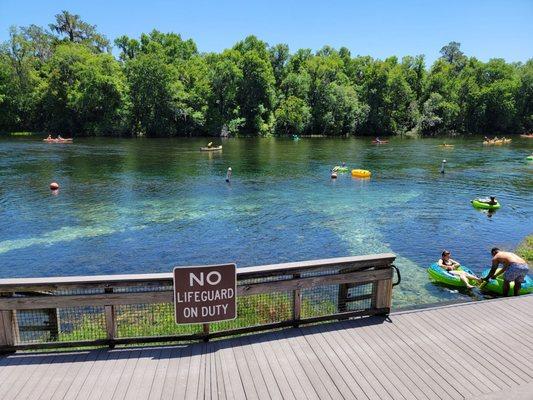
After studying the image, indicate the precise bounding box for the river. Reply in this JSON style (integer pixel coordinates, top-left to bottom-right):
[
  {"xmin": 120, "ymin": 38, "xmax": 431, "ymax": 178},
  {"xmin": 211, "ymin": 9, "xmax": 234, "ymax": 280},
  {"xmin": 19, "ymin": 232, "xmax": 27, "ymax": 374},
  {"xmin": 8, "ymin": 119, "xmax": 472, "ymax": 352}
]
[{"xmin": 0, "ymin": 136, "xmax": 531, "ymax": 308}]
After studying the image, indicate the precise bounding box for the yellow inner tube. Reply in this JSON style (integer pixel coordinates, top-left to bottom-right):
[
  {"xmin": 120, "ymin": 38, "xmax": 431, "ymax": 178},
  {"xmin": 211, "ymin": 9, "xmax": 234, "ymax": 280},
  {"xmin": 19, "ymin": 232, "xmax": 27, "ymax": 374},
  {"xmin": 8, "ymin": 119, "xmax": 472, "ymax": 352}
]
[{"xmin": 351, "ymin": 169, "xmax": 371, "ymax": 178}]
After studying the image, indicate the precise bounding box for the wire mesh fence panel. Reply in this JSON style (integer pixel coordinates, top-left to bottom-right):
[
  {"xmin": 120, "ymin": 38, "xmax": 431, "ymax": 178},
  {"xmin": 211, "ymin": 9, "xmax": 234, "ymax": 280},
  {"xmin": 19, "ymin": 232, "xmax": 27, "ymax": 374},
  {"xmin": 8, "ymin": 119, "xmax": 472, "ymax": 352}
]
[
  {"xmin": 300, "ymin": 284, "xmax": 338, "ymax": 319},
  {"xmin": 346, "ymin": 283, "xmax": 373, "ymax": 311},
  {"xmin": 211, "ymin": 291, "xmax": 294, "ymax": 332},
  {"xmin": 13, "ymin": 306, "xmax": 106, "ymax": 344},
  {"xmin": 58, "ymin": 306, "xmax": 106, "ymax": 342},
  {"xmin": 115, "ymin": 303, "xmax": 201, "ymax": 338}
]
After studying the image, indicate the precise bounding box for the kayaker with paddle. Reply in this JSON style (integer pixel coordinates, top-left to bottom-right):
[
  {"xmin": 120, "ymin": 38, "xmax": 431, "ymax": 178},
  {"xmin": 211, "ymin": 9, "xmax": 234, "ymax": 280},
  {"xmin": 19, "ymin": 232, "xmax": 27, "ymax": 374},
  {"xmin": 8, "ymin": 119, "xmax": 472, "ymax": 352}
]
[
  {"xmin": 438, "ymin": 250, "xmax": 482, "ymax": 289},
  {"xmin": 482, "ymin": 248, "xmax": 529, "ymax": 296}
]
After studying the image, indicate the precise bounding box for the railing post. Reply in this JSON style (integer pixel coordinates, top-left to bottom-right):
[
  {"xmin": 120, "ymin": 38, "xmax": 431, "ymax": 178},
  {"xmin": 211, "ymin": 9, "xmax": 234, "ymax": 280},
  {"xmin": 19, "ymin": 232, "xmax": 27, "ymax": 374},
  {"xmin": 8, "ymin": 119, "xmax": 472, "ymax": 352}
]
[
  {"xmin": 0, "ymin": 309, "xmax": 15, "ymax": 353},
  {"xmin": 46, "ymin": 308, "xmax": 60, "ymax": 341},
  {"xmin": 104, "ymin": 288, "xmax": 116, "ymax": 348},
  {"xmin": 292, "ymin": 273, "xmax": 301, "ymax": 327},
  {"xmin": 202, "ymin": 323, "xmax": 210, "ymax": 342},
  {"xmin": 373, "ymin": 266, "xmax": 393, "ymax": 315}
]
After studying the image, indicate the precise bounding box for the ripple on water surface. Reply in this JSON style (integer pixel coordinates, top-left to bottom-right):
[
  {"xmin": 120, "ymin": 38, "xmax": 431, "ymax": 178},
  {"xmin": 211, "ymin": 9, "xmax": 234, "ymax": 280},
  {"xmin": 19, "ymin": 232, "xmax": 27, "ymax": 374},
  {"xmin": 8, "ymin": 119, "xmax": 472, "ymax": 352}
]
[{"xmin": 0, "ymin": 136, "xmax": 531, "ymax": 308}]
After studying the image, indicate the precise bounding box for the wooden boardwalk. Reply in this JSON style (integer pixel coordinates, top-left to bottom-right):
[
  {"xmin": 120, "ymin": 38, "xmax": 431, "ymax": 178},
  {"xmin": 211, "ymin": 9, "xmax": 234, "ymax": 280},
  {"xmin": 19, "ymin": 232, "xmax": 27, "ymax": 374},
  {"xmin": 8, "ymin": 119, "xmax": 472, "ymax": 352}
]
[{"xmin": 0, "ymin": 295, "xmax": 532, "ymax": 400}]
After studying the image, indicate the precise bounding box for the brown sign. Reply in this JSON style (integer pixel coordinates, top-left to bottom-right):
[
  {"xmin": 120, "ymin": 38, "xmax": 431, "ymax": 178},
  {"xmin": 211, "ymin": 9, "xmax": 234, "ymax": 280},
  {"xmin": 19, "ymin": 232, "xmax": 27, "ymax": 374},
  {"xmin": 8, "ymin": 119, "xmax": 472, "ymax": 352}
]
[{"xmin": 173, "ymin": 263, "xmax": 236, "ymax": 324}]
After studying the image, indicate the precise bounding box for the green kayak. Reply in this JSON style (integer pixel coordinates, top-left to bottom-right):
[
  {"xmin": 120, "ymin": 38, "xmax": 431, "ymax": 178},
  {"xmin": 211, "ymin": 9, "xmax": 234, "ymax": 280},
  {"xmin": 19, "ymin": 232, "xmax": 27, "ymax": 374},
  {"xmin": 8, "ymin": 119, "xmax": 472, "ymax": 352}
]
[
  {"xmin": 471, "ymin": 199, "xmax": 501, "ymax": 210},
  {"xmin": 481, "ymin": 268, "xmax": 533, "ymax": 295}
]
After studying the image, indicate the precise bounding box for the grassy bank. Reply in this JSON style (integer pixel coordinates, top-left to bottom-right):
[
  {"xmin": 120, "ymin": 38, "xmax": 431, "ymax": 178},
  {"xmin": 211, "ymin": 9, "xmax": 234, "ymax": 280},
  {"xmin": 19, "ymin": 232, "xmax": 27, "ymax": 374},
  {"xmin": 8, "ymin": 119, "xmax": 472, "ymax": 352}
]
[{"xmin": 516, "ymin": 235, "xmax": 533, "ymax": 263}]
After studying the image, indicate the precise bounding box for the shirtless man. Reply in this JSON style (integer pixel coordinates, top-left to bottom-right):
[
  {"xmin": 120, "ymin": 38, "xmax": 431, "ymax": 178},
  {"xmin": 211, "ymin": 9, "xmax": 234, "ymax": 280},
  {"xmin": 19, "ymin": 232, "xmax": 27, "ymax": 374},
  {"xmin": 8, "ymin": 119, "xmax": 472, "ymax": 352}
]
[{"xmin": 482, "ymin": 248, "xmax": 530, "ymax": 296}]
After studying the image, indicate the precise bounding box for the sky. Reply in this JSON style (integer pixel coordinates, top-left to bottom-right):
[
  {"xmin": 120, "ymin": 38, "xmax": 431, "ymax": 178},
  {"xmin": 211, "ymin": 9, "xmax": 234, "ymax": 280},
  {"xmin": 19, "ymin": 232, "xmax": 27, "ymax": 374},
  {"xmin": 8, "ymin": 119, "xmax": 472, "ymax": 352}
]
[{"xmin": 1, "ymin": 0, "xmax": 532, "ymax": 65}]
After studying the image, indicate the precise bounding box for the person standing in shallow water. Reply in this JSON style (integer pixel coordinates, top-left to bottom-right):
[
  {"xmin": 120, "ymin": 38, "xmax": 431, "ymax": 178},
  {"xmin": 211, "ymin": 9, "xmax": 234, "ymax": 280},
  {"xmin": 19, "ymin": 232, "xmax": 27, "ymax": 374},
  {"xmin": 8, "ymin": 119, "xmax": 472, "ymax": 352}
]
[
  {"xmin": 482, "ymin": 248, "xmax": 529, "ymax": 296},
  {"xmin": 438, "ymin": 250, "xmax": 482, "ymax": 289},
  {"xmin": 226, "ymin": 167, "xmax": 232, "ymax": 183}
]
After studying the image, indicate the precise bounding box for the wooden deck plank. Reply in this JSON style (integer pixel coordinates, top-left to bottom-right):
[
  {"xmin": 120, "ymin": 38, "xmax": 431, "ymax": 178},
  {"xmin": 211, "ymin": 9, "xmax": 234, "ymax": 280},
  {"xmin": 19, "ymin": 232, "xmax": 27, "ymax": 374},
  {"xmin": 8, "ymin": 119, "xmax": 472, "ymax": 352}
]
[
  {"xmin": 109, "ymin": 347, "xmax": 143, "ymax": 400},
  {"xmin": 38, "ymin": 353, "xmax": 80, "ymax": 400},
  {"xmin": 395, "ymin": 312, "xmax": 501, "ymax": 394},
  {"xmin": 184, "ymin": 344, "xmax": 205, "ymax": 400},
  {"xmin": 216, "ymin": 338, "xmax": 247, "ymax": 400},
  {"xmin": 74, "ymin": 349, "xmax": 115, "ymax": 400},
  {"xmin": 399, "ymin": 310, "xmax": 505, "ymax": 393},
  {"xmin": 49, "ymin": 352, "xmax": 93, "ymax": 400},
  {"xmin": 415, "ymin": 309, "xmax": 531, "ymax": 384},
  {"xmin": 339, "ymin": 319, "xmax": 421, "ymax": 400},
  {"xmin": 230, "ymin": 338, "xmax": 261, "ymax": 400},
  {"xmin": 235, "ymin": 336, "xmax": 271, "ymax": 400},
  {"xmin": 93, "ymin": 350, "xmax": 136, "ymax": 400},
  {"xmin": 378, "ymin": 317, "xmax": 467, "ymax": 400},
  {"xmin": 271, "ymin": 330, "xmax": 321, "ymax": 400},
  {"xmin": 198, "ymin": 342, "xmax": 210, "ymax": 400},
  {"xmin": 15, "ymin": 354, "xmax": 72, "ymax": 400},
  {"xmin": 83, "ymin": 350, "xmax": 122, "ymax": 400},
  {"xmin": 213, "ymin": 341, "xmax": 229, "ymax": 400},
  {"xmin": 311, "ymin": 323, "xmax": 382, "ymax": 400},
  {"xmin": 364, "ymin": 317, "xmax": 463, "ymax": 400},
  {"xmin": 173, "ymin": 344, "xmax": 192, "ymax": 400},
  {"xmin": 130, "ymin": 348, "xmax": 163, "ymax": 400},
  {"xmin": 286, "ymin": 330, "xmax": 344, "ymax": 400},
  {"xmin": 456, "ymin": 299, "xmax": 533, "ymax": 347},
  {"xmin": 321, "ymin": 323, "xmax": 394, "ymax": 400},
  {"xmin": 0, "ymin": 353, "xmax": 48, "ymax": 400},
  {"xmin": 244, "ymin": 334, "xmax": 288, "ymax": 400},
  {"xmin": 259, "ymin": 331, "xmax": 305, "ymax": 400},
  {"xmin": 159, "ymin": 346, "xmax": 183, "ymax": 400},
  {"xmin": 2, "ymin": 296, "xmax": 532, "ymax": 400},
  {"xmin": 303, "ymin": 325, "xmax": 369, "ymax": 400},
  {"xmin": 147, "ymin": 347, "xmax": 175, "ymax": 400},
  {"xmin": 387, "ymin": 314, "xmax": 492, "ymax": 395},
  {"xmin": 332, "ymin": 323, "xmax": 403, "ymax": 400},
  {"xmin": 349, "ymin": 318, "xmax": 443, "ymax": 400},
  {"xmin": 467, "ymin": 304, "xmax": 533, "ymax": 350},
  {"xmin": 431, "ymin": 305, "xmax": 533, "ymax": 374}
]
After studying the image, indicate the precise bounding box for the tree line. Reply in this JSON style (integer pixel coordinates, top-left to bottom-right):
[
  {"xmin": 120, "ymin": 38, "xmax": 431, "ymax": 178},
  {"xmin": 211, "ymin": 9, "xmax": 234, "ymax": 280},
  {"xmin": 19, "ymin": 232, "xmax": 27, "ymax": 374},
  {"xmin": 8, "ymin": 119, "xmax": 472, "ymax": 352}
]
[{"xmin": 1, "ymin": 11, "xmax": 531, "ymax": 137}]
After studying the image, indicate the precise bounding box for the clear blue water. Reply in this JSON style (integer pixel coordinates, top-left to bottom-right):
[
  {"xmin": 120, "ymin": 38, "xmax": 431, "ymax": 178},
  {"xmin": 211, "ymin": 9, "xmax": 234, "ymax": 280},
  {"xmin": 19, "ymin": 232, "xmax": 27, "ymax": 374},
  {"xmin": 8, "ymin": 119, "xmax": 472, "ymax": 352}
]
[{"xmin": 0, "ymin": 136, "xmax": 531, "ymax": 308}]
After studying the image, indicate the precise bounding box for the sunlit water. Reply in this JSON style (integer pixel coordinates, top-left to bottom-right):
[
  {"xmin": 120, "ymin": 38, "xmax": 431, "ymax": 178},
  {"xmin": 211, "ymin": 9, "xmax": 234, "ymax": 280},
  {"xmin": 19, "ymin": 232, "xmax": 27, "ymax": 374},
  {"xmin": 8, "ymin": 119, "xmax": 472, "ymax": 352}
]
[{"xmin": 0, "ymin": 136, "xmax": 531, "ymax": 308}]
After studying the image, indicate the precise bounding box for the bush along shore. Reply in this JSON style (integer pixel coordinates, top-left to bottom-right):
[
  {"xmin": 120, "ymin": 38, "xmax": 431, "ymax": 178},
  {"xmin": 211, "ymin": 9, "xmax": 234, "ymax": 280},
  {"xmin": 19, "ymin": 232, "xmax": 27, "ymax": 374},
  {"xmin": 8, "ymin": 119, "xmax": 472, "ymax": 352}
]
[
  {"xmin": 1, "ymin": 11, "xmax": 532, "ymax": 138},
  {"xmin": 516, "ymin": 235, "xmax": 533, "ymax": 264}
]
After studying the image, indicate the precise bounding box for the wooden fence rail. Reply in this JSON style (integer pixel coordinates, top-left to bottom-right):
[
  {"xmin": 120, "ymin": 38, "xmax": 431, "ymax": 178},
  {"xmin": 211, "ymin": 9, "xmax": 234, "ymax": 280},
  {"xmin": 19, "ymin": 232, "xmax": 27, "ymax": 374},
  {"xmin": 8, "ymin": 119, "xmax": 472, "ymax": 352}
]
[{"xmin": 0, "ymin": 253, "xmax": 397, "ymax": 353}]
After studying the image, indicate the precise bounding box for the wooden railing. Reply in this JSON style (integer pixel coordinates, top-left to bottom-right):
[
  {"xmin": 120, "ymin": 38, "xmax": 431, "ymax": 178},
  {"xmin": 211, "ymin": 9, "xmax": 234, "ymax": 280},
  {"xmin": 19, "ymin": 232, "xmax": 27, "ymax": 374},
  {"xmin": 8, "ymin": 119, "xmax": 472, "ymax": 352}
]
[{"xmin": 0, "ymin": 253, "xmax": 398, "ymax": 353}]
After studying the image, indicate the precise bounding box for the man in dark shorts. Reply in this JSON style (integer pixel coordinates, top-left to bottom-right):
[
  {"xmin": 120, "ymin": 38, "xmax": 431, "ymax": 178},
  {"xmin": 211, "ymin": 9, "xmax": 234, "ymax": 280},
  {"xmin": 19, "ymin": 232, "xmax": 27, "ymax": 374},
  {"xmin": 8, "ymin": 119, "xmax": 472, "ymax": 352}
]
[{"xmin": 482, "ymin": 248, "xmax": 530, "ymax": 296}]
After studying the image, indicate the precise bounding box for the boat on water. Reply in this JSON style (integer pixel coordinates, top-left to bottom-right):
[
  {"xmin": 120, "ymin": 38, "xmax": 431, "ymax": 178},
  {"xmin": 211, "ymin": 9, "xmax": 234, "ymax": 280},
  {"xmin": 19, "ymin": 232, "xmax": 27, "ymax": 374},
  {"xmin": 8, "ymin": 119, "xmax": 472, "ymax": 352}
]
[
  {"xmin": 200, "ymin": 145, "xmax": 223, "ymax": 151},
  {"xmin": 372, "ymin": 140, "xmax": 389, "ymax": 144},
  {"xmin": 520, "ymin": 134, "xmax": 533, "ymax": 138},
  {"xmin": 43, "ymin": 138, "xmax": 73, "ymax": 143}
]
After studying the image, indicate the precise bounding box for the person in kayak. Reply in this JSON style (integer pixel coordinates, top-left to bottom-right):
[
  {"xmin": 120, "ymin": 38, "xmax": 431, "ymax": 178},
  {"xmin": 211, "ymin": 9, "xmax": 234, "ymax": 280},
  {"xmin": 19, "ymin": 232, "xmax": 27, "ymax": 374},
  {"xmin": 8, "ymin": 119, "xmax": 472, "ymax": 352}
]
[
  {"xmin": 438, "ymin": 250, "xmax": 482, "ymax": 289},
  {"xmin": 482, "ymin": 248, "xmax": 530, "ymax": 296}
]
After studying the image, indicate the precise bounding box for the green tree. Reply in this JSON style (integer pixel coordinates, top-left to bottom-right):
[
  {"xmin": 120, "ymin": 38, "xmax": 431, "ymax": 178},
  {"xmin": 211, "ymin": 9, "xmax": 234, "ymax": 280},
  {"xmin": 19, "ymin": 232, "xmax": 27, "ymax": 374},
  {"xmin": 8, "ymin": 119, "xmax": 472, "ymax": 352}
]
[
  {"xmin": 38, "ymin": 43, "xmax": 127, "ymax": 134},
  {"xmin": 49, "ymin": 11, "xmax": 110, "ymax": 53},
  {"xmin": 274, "ymin": 96, "xmax": 311, "ymax": 135},
  {"xmin": 236, "ymin": 46, "xmax": 275, "ymax": 135}
]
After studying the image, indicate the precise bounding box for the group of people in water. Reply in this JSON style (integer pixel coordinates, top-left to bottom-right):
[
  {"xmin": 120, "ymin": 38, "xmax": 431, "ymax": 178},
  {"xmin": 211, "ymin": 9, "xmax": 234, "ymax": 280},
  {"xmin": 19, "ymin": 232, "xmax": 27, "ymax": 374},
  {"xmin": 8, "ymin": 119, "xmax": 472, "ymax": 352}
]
[
  {"xmin": 438, "ymin": 248, "xmax": 529, "ymax": 295},
  {"xmin": 44, "ymin": 134, "xmax": 72, "ymax": 142},
  {"xmin": 483, "ymin": 136, "xmax": 512, "ymax": 145}
]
